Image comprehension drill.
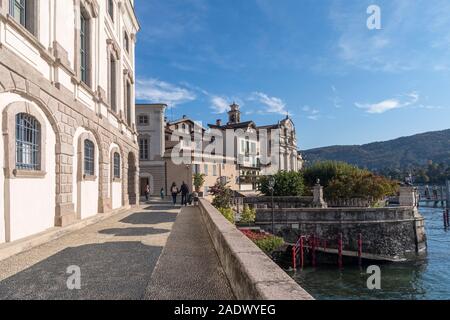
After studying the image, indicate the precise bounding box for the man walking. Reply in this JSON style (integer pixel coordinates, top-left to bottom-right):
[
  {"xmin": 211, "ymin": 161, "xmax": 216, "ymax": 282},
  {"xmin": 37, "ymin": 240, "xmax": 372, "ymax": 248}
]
[{"xmin": 180, "ymin": 182, "xmax": 189, "ymax": 206}]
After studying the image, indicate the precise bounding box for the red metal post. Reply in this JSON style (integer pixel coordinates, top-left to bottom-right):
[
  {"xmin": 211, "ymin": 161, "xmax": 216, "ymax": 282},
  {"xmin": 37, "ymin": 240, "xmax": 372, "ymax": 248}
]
[
  {"xmin": 444, "ymin": 211, "xmax": 447, "ymax": 228},
  {"xmin": 358, "ymin": 233, "xmax": 363, "ymax": 266},
  {"xmin": 338, "ymin": 233, "xmax": 343, "ymax": 269},
  {"xmin": 311, "ymin": 234, "xmax": 316, "ymax": 268},
  {"xmin": 300, "ymin": 236, "xmax": 304, "ymax": 269},
  {"xmin": 447, "ymin": 210, "xmax": 450, "ymax": 227},
  {"xmin": 445, "ymin": 210, "xmax": 449, "ymax": 228},
  {"xmin": 292, "ymin": 246, "xmax": 296, "ymax": 270}
]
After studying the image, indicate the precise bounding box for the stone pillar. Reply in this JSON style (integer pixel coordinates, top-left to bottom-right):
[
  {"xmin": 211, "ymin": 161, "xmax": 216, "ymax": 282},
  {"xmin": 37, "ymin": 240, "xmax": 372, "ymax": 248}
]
[
  {"xmin": 55, "ymin": 142, "xmax": 77, "ymax": 227},
  {"xmin": 399, "ymin": 186, "xmax": 418, "ymax": 207},
  {"xmin": 98, "ymin": 159, "xmax": 112, "ymax": 214},
  {"xmin": 312, "ymin": 180, "xmax": 327, "ymax": 208}
]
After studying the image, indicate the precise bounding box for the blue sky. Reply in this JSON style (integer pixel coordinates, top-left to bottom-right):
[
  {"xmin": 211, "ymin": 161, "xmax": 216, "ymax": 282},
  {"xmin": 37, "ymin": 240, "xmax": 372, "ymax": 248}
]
[{"xmin": 134, "ymin": 0, "xmax": 450, "ymax": 150}]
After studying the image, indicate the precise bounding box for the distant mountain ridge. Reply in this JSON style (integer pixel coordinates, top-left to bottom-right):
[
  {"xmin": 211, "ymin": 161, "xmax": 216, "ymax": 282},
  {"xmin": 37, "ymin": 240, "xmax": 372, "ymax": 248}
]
[{"xmin": 302, "ymin": 129, "xmax": 450, "ymax": 170}]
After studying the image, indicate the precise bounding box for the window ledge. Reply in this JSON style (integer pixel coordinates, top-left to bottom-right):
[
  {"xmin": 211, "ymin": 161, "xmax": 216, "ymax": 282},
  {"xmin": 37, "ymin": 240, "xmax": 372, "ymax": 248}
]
[
  {"xmin": 83, "ymin": 174, "xmax": 97, "ymax": 181},
  {"xmin": 112, "ymin": 177, "xmax": 122, "ymax": 183},
  {"xmin": 72, "ymin": 76, "xmax": 95, "ymax": 96},
  {"xmin": 3, "ymin": 14, "xmax": 54, "ymax": 64},
  {"xmin": 13, "ymin": 169, "xmax": 47, "ymax": 179}
]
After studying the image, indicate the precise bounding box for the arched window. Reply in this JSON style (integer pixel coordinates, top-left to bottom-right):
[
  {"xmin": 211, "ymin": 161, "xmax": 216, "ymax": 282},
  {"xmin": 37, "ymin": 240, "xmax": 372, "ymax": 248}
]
[
  {"xmin": 16, "ymin": 113, "xmax": 41, "ymax": 171},
  {"xmin": 84, "ymin": 140, "xmax": 95, "ymax": 176},
  {"xmin": 113, "ymin": 152, "xmax": 121, "ymax": 178}
]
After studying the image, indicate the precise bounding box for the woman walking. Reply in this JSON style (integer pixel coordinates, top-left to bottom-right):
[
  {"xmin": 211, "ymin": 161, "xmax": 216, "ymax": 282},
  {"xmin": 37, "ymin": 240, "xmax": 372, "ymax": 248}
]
[
  {"xmin": 171, "ymin": 182, "xmax": 179, "ymax": 205},
  {"xmin": 145, "ymin": 184, "xmax": 150, "ymax": 202}
]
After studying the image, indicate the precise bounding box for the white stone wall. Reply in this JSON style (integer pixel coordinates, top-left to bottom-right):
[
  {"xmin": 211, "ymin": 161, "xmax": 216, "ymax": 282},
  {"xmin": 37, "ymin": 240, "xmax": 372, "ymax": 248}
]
[
  {"xmin": 0, "ymin": 93, "xmax": 56, "ymax": 242},
  {"xmin": 0, "ymin": 0, "xmax": 140, "ymax": 244},
  {"xmin": 0, "ymin": 105, "xmax": 4, "ymax": 244},
  {"xmin": 0, "ymin": 0, "xmax": 139, "ymax": 133},
  {"xmin": 72, "ymin": 127, "xmax": 99, "ymax": 219}
]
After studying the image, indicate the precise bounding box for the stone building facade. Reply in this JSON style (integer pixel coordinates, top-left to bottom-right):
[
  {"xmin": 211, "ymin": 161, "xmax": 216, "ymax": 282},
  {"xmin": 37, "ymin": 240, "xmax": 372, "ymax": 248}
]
[
  {"xmin": 164, "ymin": 116, "xmax": 239, "ymax": 196},
  {"xmin": 135, "ymin": 103, "xmax": 166, "ymax": 197},
  {"xmin": 208, "ymin": 103, "xmax": 303, "ymax": 190},
  {"xmin": 0, "ymin": 0, "xmax": 140, "ymax": 244}
]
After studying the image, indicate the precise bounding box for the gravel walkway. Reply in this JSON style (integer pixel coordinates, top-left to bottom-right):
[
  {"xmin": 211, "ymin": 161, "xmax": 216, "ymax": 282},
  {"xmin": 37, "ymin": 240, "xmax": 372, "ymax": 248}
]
[{"xmin": 0, "ymin": 201, "xmax": 179, "ymax": 300}]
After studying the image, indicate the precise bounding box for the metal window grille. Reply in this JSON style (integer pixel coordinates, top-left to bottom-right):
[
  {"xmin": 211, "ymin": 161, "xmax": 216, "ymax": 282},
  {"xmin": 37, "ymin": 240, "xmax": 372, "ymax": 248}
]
[
  {"xmin": 113, "ymin": 153, "xmax": 120, "ymax": 178},
  {"xmin": 84, "ymin": 140, "xmax": 95, "ymax": 176},
  {"xmin": 16, "ymin": 113, "xmax": 41, "ymax": 171}
]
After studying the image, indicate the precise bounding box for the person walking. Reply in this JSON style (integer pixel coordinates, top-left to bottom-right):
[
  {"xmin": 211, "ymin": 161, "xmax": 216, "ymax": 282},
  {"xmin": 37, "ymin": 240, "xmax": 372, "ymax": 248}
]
[
  {"xmin": 160, "ymin": 187, "xmax": 165, "ymax": 200},
  {"xmin": 192, "ymin": 190, "xmax": 199, "ymax": 207},
  {"xmin": 171, "ymin": 183, "xmax": 179, "ymax": 205},
  {"xmin": 180, "ymin": 181, "xmax": 189, "ymax": 206},
  {"xmin": 145, "ymin": 184, "xmax": 150, "ymax": 202}
]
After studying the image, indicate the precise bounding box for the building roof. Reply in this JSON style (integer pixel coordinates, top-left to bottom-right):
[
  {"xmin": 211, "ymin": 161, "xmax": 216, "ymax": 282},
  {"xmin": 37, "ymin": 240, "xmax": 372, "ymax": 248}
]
[
  {"xmin": 168, "ymin": 117, "xmax": 206, "ymax": 131},
  {"xmin": 208, "ymin": 121, "xmax": 256, "ymax": 130},
  {"xmin": 135, "ymin": 103, "xmax": 167, "ymax": 110}
]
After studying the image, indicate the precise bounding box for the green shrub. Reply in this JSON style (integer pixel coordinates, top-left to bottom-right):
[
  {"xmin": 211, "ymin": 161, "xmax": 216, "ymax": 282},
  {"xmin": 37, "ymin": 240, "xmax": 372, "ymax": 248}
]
[
  {"xmin": 240, "ymin": 205, "xmax": 256, "ymax": 224},
  {"xmin": 210, "ymin": 181, "xmax": 233, "ymax": 209},
  {"xmin": 254, "ymin": 236, "xmax": 285, "ymax": 254},
  {"xmin": 219, "ymin": 207, "xmax": 235, "ymax": 224},
  {"xmin": 259, "ymin": 171, "xmax": 305, "ymax": 197}
]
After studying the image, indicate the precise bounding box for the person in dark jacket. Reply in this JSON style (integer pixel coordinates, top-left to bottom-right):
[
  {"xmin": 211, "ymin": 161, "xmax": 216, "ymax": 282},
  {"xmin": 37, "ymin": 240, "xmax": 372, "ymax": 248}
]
[{"xmin": 180, "ymin": 182, "xmax": 189, "ymax": 206}]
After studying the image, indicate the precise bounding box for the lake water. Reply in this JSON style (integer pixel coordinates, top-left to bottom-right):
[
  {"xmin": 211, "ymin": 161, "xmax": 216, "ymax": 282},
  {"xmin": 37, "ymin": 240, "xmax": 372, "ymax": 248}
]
[{"xmin": 289, "ymin": 207, "xmax": 450, "ymax": 300}]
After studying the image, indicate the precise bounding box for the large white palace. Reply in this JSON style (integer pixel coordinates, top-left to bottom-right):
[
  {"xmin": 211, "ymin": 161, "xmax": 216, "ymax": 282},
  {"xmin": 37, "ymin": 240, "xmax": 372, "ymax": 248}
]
[{"xmin": 0, "ymin": 0, "xmax": 140, "ymax": 244}]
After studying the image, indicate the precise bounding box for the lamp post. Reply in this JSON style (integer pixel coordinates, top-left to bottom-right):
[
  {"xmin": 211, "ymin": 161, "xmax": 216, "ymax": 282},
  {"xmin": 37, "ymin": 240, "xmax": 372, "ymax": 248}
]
[{"xmin": 268, "ymin": 176, "xmax": 276, "ymax": 234}]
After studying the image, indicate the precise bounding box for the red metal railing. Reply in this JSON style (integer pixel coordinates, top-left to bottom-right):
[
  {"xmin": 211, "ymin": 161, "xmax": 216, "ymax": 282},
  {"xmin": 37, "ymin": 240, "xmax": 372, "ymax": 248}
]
[{"xmin": 292, "ymin": 233, "xmax": 363, "ymax": 270}]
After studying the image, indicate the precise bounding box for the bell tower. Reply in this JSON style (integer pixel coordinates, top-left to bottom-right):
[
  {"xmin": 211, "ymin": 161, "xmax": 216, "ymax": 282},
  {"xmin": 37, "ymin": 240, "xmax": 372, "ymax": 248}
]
[{"xmin": 227, "ymin": 102, "xmax": 241, "ymax": 124}]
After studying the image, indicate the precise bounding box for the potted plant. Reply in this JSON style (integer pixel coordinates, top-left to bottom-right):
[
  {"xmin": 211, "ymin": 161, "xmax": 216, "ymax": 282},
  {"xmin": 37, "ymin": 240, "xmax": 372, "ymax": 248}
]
[{"xmin": 193, "ymin": 173, "xmax": 206, "ymax": 194}]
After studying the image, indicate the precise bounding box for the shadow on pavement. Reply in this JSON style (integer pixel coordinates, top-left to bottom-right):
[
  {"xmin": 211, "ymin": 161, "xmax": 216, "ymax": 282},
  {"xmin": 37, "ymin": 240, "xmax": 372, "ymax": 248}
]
[
  {"xmin": 98, "ymin": 227, "xmax": 169, "ymax": 237},
  {"xmin": 143, "ymin": 205, "xmax": 180, "ymax": 211},
  {"xmin": 120, "ymin": 212, "xmax": 178, "ymax": 225},
  {"xmin": 0, "ymin": 242, "xmax": 162, "ymax": 300}
]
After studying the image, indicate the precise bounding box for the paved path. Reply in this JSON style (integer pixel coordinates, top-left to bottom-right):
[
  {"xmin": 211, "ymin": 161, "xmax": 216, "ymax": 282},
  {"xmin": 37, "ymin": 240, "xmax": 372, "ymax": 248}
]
[
  {"xmin": 145, "ymin": 206, "xmax": 234, "ymax": 300},
  {"xmin": 0, "ymin": 200, "xmax": 234, "ymax": 300}
]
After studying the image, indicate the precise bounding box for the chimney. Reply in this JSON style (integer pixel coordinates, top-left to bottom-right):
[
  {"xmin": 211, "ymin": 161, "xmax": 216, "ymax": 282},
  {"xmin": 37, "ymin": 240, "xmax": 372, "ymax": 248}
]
[
  {"xmin": 216, "ymin": 119, "xmax": 222, "ymax": 126},
  {"xmin": 182, "ymin": 115, "xmax": 187, "ymax": 119}
]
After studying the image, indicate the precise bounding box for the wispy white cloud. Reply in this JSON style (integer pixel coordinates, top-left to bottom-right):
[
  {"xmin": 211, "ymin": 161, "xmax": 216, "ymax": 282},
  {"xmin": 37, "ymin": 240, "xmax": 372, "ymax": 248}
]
[
  {"xmin": 302, "ymin": 105, "xmax": 321, "ymax": 121},
  {"xmin": 250, "ymin": 92, "xmax": 287, "ymax": 114},
  {"xmin": 327, "ymin": 0, "xmax": 450, "ymax": 73},
  {"xmin": 331, "ymin": 85, "xmax": 342, "ymax": 108},
  {"xmin": 210, "ymin": 96, "xmax": 230, "ymax": 114},
  {"xmin": 136, "ymin": 78, "xmax": 196, "ymax": 107},
  {"xmin": 355, "ymin": 92, "xmax": 419, "ymax": 114}
]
